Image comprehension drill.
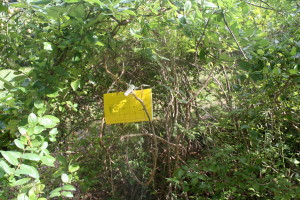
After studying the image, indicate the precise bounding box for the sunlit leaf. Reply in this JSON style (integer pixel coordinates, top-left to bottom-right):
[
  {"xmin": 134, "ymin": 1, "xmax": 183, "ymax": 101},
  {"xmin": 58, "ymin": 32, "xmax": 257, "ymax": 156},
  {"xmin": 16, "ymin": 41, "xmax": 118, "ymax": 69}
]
[
  {"xmin": 184, "ymin": 1, "xmax": 192, "ymax": 14},
  {"xmin": 290, "ymin": 46, "xmax": 297, "ymax": 56},
  {"xmin": 41, "ymin": 155, "xmax": 55, "ymax": 167},
  {"xmin": 202, "ymin": 1, "xmax": 217, "ymax": 8},
  {"xmin": 84, "ymin": 0, "xmax": 104, "ymax": 6},
  {"xmin": 28, "ymin": 113, "xmax": 38, "ymax": 125},
  {"xmin": 40, "ymin": 141, "xmax": 49, "ymax": 150},
  {"xmin": 21, "ymin": 153, "xmax": 41, "ymax": 161},
  {"xmin": 14, "ymin": 139, "xmax": 25, "ymax": 149},
  {"xmin": 61, "ymin": 173, "xmax": 69, "ymax": 183},
  {"xmin": 18, "ymin": 127, "xmax": 27, "ymax": 135},
  {"xmin": 121, "ymin": 9, "xmax": 136, "ymax": 16},
  {"xmin": 0, "ymin": 151, "xmax": 21, "ymax": 166},
  {"xmin": 64, "ymin": 0, "xmax": 81, "ymax": 3},
  {"xmin": 10, "ymin": 178, "xmax": 31, "ymax": 187},
  {"xmin": 0, "ymin": 160, "xmax": 14, "ymax": 174},
  {"xmin": 15, "ymin": 164, "xmax": 39, "ymax": 179},
  {"xmin": 62, "ymin": 184, "xmax": 76, "ymax": 191},
  {"xmin": 68, "ymin": 164, "xmax": 80, "ymax": 172},
  {"xmin": 61, "ymin": 191, "xmax": 74, "ymax": 198},
  {"xmin": 34, "ymin": 126, "xmax": 46, "ymax": 134},
  {"xmin": 43, "ymin": 42, "xmax": 53, "ymax": 51},
  {"xmin": 17, "ymin": 193, "xmax": 30, "ymax": 200},
  {"xmin": 49, "ymin": 187, "xmax": 62, "ymax": 198},
  {"xmin": 257, "ymin": 49, "xmax": 264, "ymax": 55},
  {"xmin": 38, "ymin": 115, "xmax": 60, "ymax": 128},
  {"xmin": 71, "ymin": 79, "xmax": 80, "ymax": 91}
]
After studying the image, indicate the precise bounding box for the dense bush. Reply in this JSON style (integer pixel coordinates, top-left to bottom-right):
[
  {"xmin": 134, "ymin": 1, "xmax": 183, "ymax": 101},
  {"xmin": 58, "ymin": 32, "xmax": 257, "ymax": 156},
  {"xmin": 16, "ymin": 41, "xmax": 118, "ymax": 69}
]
[{"xmin": 0, "ymin": 0, "xmax": 299, "ymax": 199}]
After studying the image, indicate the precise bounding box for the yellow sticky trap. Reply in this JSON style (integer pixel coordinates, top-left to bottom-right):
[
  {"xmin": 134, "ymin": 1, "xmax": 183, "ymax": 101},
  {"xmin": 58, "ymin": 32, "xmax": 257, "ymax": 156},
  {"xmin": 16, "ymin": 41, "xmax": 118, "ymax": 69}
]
[{"xmin": 104, "ymin": 89, "xmax": 153, "ymax": 124}]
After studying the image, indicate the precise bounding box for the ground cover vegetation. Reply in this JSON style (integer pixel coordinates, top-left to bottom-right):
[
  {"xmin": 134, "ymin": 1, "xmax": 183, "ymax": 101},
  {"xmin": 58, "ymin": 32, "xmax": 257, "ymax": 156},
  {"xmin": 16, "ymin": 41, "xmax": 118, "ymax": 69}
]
[{"xmin": 0, "ymin": 0, "xmax": 299, "ymax": 199}]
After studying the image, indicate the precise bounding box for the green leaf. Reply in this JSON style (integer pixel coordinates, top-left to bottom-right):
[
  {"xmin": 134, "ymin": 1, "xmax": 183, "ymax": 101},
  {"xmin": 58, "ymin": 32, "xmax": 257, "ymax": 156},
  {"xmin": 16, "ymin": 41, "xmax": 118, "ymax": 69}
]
[
  {"xmin": 17, "ymin": 193, "xmax": 30, "ymax": 200},
  {"xmin": 0, "ymin": 160, "xmax": 14, "ymax": 174},
  {"xmin": 49, "ymin": 192, "xmax": 61, "ymax": 198},
  {"xmin": 34, "ymin": 126, "xmax": 46, "ymax": 134},
  {"xmin": 10, "ymin": 178, "xmax": 31, "ymax": 187},
  {"xmin": 272, "ymin": 67, "xmax": 281, "ymax": 75},
  {"xmin": 41, "ymin": 155, "xmax": 55, "ymax": 167},
  {"xmin": 64, "ymin": 0, "xmax": 81, "ymax": 3},
  {"xmin": 61, "ymin": 191, "xmax": 74, "ymax": 198},
  {"xmin": 62, "ymin": 184, "xmax": 76, "ymax": 191},
  {"xmin": 250, "ymin": 71, "xmax": 264, "ymax": 81},
  {"xmin": 184, "ymin": 1, "xmax": 192, "ymax": 14},
  {"xmin": 0, "ymin": 69, "xmax": 18, "ymax": 89},
  {"xmin": 57, "ymin": 155, "xmax": 67, "ymax": 166},
  {"xmin": 49, "ymin": 187, "xmax": 61, "ymax": 198},
  {"xmin": 84, "ymin": 0, "xmax": 104, "ymax": 6},
  {"xmin": 15, "ymin": 164, "xmax": 39, "ymax": 179},
  {"xmin": 289, "ymin": 69, "xmax": 298, "ymax": 75},
  {"xmin": 241, "ymin": 124, "xmax": 250, "ymax": 130},
  {"xmin": 203, "ymin": 1, "xmax": 217, "ymax": 8},
  {"xmin": 49, "ymin": 128, "xmax": 58, "ymax": 135},
  {"xmin": 14, "ymin": 139, "xmax": 25, "ymax": 149},
  {"xmin": 69, "ymin": 4, "xmax": 85, "ymax": 20},
  {"xmin": 40, "ymin": 141, "xmax": 49, "ymax": 150},
  {"xmin": 53, "ymin": 168, "xmax": 64, "ymax": 178},
  {"xmin": 30, "ymin": 0, "xmax": 52, "ymax": 5},
  {"xmin": 290, "ymin": 47, "xmax": 297, "ymax": 56},
  {"xmin": 0, "ymin": 151, "xmax": 21, "ymax": 166},
  {"xmin": 120, "ymin": 0, "xmax": 134, "ymax": 3},
  {"xmin": 34, "ymin": 100, "xmax": 44, "ymax": 109},
  {"xmin": 71, "ymin": 79, "xmax": 80, "ymax": 91},
  {"xmin": 46, "ymin": 90, "xmax": 59, "ymax": 98},
  {"xmin": 43, "ymin": 42, "xmax": 53, "ymax": 51},
  {"xmin": 28, "ymin": 113, "xmax": 38, "ymax": 125},
  {"xmin": 68, "ymin": 164, "xmax": 80, "ymax": 173},
  {"xmin": 50, "ymin": 187, "xmax": 62, "ymax": 194},
  {"xmin": 21, "ymin": 153, "xmax": 41, "ymax": 161},
  {"xmin": 257, "ymin": 49, "xmax": 264, "ymax": 55},
  {"xmin": 38, "ymin": 115, "xmax": 60, "ymax": 128},
  {"xmin": 0, "ymin": 4, "xmax": 8, "ymax": 12},
  {"xmin": 175, "ymin": 169, "xmax": 184, "ymax": 179},
  {"xmin": 95, "ymin": 41, "xmax": 105, "ymax": 46},
  {"xmin": 61, "ymin": 173, "xmax": 70, "ymax": 183},
  {"xmin": 18, "ymin": 127, "xmax": 27, "ymax": 135},
  {"xmin": 239, "ymin": 60, "xmax": 251, "ymax": 71},
  {"xmin": 10, "ymin": 2, "xmax": 27, "ymax": 8},
  {"xmin": 121, "ymin": 9, "xmax": 136, "ymax": 16}
]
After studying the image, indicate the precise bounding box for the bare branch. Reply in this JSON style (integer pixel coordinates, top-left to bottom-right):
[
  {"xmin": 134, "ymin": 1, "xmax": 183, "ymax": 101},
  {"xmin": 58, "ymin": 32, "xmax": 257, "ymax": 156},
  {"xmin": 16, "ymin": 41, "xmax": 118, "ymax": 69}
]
[
  {"xmin": 222, "ymin": 11, "xmax": 248, "ymax": 60},
  {"xmin": 187, "ymin": 67, "xmax": 214, "ymax": 105},
  {"xmin": 121, "ymin": 133, "xmax": 183, "ymax": 148},
  {"xmin": 245, "ymin": 1, "xmax": 274, "ymax": 10}
]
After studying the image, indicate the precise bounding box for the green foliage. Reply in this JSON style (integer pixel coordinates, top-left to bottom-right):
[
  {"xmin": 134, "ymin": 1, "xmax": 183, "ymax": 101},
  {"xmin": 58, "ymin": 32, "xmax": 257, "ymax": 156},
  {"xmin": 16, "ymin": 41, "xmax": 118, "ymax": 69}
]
[{"xmin": 1, "ymin": 0, "xmax": 299, "ymax": 199}]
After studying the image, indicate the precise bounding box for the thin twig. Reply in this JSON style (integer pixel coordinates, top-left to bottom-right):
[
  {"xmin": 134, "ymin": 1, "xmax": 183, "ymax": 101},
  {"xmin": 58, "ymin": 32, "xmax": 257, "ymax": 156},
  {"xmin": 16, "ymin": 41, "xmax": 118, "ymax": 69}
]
[
  {"xmin": 245, "ymin": 0, "xmax": 274, "ymax": 10},
  {"xmin": 130, "ymin": 92, "xmax": 158, "ymax": 186},
  {"xmin": 292, "ymin": 123, "xmax": 300, "ymax": 133},
  {"xmin": 103, "ymin": 56, "xmax": 158, "ymax": 186},
  {"xmin": 121, "ymin": 133, "xmax": 183, "ymax": 148},
  {"xmin": 5, "ymin": 10, "xmax": 23, "ymax": 25},
  {"xmin": 222, "ymin": 11, "xmax": 248, "ymax": 60},
  {"xmin": 186, "ymin": 67, "xmax": 214, "ymax": 105},
  {"xmin": 194, "ymin": 17, "xmax": 211, "ymax": 63}
]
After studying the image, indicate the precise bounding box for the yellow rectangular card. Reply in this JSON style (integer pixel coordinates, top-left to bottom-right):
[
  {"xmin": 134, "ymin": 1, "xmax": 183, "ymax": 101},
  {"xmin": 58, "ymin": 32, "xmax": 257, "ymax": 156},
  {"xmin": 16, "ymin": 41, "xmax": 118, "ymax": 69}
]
[{"xmin": 104, "ymin": 89, "xmax": 153, "ymax": 124}]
